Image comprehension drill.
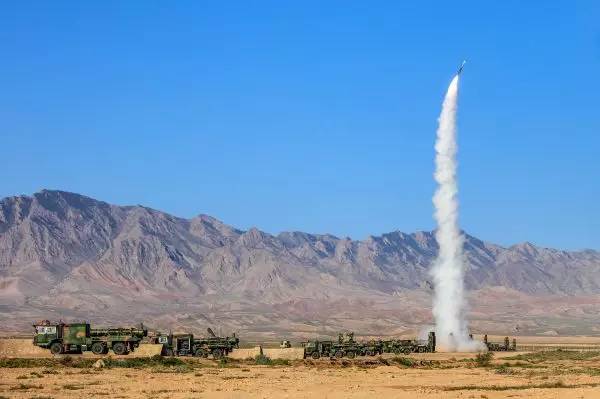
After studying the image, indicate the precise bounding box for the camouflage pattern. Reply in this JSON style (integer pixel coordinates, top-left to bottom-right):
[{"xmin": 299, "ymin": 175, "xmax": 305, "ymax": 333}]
[
  {"xmin": 32, "ymin": 321, "xmax": 147, "ymax": 355},
  {"xmin": 157, "ymin": 328, "xmax": 239, "ymax": 358},
  {"xmin": 382, "ymin": 332, "xmax": 436, "ymax": 354},
  {"xmin": 483, "ymin": 334, "xmax": 517, "ymax": 351}
]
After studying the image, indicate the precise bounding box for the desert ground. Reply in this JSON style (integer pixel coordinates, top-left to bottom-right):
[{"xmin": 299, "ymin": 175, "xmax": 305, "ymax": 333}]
[{"xmin": 1, "ymin": 337, "xmax": 600, "ymax": 398}]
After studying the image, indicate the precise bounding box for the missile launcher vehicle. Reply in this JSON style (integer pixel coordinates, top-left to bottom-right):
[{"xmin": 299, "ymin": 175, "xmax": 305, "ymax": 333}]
[
  {"xmin": 483, "ymin": 335, "xmax": 517, "ymax": 351},
  {"xmin": 32, "ymin": 320, "xmax": 147, "ymax": 355},
  {"xmin": 156, "ymin": 328, "xmax": 239, "ymax": 359},
  {"xmin": 382, "ymin": 331, "xmax": 436, "ymax": 354}
]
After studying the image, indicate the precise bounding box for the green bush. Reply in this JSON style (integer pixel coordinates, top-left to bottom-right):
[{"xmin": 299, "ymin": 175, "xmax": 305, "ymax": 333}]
[
  {"xmin": 391, "ymin": 357, "xmax": 415, "ymax": 367},
  {"xmin": 254, "ymin": 354, "xmax": 273, "ymax": 365},
  {"xmin": 475, "ymin": 351, "xmax": 494, "ymax": 367}
]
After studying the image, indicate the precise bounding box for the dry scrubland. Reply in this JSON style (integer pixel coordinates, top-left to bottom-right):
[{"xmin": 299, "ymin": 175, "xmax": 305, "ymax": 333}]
[{"xmin": 1, "ymin": 338, "xmax": 600, "ymax": 398}]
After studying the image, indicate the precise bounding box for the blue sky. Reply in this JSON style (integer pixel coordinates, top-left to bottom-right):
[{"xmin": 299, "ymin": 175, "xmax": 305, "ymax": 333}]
[{"xmin": 1, "ymin": 1, "xmax": 598, "ymax": 250}]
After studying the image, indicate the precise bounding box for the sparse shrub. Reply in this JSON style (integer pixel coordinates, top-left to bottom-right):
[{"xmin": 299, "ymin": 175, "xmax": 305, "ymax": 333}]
[
  {"xmin": 62, "ymin": 384, "xmax": 84, "ymax": 390},
  {"xmin": 475, "ymin": 352, "xmax": 494, "ymax": 367},
  {"xmin": 254, "ymin": 354, "xmax": 273, "ymax": 366},
  {"xmin": 10, "ymin": 384, "xmax": 43, "ymax": 391},
  {"xmin": 391, "ymin": 357, "xmax": 415, "ymax": 367},
  {"xmin": 59, "ymin": 356, "xmax": 73, "ymax": 366}
]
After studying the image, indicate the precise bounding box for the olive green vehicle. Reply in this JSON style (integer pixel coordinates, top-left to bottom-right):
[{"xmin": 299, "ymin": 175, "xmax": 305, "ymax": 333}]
[
  {"xmin": 359, "ymin": 339, "xmax": 384, "ymax": 356},
  {"xmin": 302, "ymin": 340, "xmax": 333, "ymax": 359},
  {"xmin": 32, "ymin": 321, "xmax": 147, "ymax": 355},
  {"xmin": 483, "ymin": 335, "xmax": 517, "ymax": 351},
  {"xmin": 156, "ymin": 328, "xmax": 239, "ymax": 358},
  {"xmin": 382, "ymin": 331, "xmax": 436, "ymax": 354},
  {"xmin": 302, "ymin": 332, "xmax": 377, "ymax": 359}
]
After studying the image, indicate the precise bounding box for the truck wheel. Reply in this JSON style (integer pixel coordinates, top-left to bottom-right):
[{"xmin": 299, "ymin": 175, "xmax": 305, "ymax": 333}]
[
  {"xmin": 163, "ymin": 348, "xmax": 174, "ymax": 357},
  {"xmin": 212, "ymin": 349, "xmax": 223, "ymax": 359},
  {"xmin": 347, "ymin": 351, "xmax": 355, "ymax": 359},
  {"xmin": 311, "ymin": 352, "xmax": 320, "ymax": 360},
  {"xmin": 194, "ymin": 348, "xmax": 206, "ymax": 358},
  {"xmin": 91, "ymin": 342, "xmax": 105, "ymax": 355},
  {"xmin": 366, "ymin": 350, "xmax": 373, "ymax": 356},
  {"xmin": 112, "ymin": 342, "xmax": 127, "ymax": 355},
  {"xmin": 403, "ymin": 348, "xmax": 411, "ymax": 355},
  {"xmin": 50, "ymin": 342, "xmax": 63, "ymax": 355},
  {"xmin": 418, "ymin": 346, "xmax": 425, "ymax": 353},
  {"xmin": 334, "ymin": 351, "xmax": 343, "ymax": 359}
]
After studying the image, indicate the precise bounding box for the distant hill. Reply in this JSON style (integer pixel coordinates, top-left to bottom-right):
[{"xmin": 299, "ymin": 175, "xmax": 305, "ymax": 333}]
[{"xmin": 1, "ymin": 190, "xmax": 599, "ymax": 338}]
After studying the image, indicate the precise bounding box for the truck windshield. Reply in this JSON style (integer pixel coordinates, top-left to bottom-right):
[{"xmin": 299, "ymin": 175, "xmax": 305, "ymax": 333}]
[{"xmin": 35, "ymin": 326, "xmax": 56, "ymax": 334}]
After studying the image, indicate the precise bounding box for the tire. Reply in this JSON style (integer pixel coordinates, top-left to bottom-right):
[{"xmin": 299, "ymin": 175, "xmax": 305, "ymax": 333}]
[
  {"xmin": 346, "ymin": 351, "xmax": 355, "ymax": 359},
  {"xmin": 403, "ymin": 348, "xmax": 411, "ymax": 355},
  {"xmin": 418, "ymin": 347, "xmax": 425, "ymax": 353},
  {"xmin": 91, "ymin": 342, "xmax": 105, "ymax": 355},
  {"xmin": 311, "ymin": 352, "xmax": 320, "ymax": 360},
  {"xmin": 334, "ymin": 351, "xmax": 343, "ymax": 359},
  {"xmin": 50, "ymin": 342, "xmax": 63, "ymax": 355},
  {"xmin": 194, "ymin": 348, "xmax": 206, "ymax": 358},
  {"xmin": 366, "ymin": 351, "xmax": 374, "ymax": 357},
  {"xmin": 212, "ymin": 349, "xmax": 223, "ymax": 360},
  {"xmin": 112, "ymin": 342, "xmax": 127, "ymax": 355}
]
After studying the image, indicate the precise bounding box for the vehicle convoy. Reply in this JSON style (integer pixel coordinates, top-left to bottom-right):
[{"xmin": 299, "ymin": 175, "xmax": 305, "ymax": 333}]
[
  {"xmin": 381, "ymin": 332, "xmax": 436, "ymax": 355},
  {"xmin": 303, "ymin": 332, "xmax": 391, "ymax": 359},
  {"xmin": 32, "ymin": 320, "xmax": 147, "ymax": 355},
  {"xmin": 155, "ymin": 328, "xmax": 239, "ymax": 359},
  {"xmin": 483, "ymin": 335, "xmax": 517, "ymax": 351}
]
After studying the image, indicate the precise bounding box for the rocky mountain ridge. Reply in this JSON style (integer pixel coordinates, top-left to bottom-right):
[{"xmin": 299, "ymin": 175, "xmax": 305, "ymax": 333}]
[{"xmin": 1, "ymin": 190, "xmax": 598, "ymax": 336}]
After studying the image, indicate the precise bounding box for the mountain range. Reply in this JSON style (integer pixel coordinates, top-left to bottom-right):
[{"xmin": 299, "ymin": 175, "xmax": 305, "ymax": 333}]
[{"xmin": 1, "ymin": 190, "xmax": 598, "ymax": 338}]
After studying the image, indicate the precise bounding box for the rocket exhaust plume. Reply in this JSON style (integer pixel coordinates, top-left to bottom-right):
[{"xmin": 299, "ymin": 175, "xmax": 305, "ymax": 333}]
[{"xmin": 431, "ymin": 67, "xmax": 484, "ymax": 352}]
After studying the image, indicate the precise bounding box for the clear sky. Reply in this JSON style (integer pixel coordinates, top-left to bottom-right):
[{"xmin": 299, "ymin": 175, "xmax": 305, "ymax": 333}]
[{"xmin": 1, "ymin": 1, "xmax": 598, "ymax": 250}]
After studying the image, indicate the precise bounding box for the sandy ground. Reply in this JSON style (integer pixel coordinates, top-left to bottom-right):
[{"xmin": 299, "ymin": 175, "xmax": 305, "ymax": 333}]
[
  {"xmin": 2, "ymin": 338, "xmax": 600, "ymax": 398},
  {"xmin": 2, "ymin": 358, "xmax": 600, "ymax": 399}
]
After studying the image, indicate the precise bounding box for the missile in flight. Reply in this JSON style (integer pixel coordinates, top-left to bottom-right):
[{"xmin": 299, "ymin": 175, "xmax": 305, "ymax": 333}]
[{"xmin": 457, "ymin": 60, "xmax": 466, "ymax": 75}]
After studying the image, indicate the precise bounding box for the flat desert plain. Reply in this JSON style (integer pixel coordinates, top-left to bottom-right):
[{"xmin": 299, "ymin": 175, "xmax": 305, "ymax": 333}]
[{"xmin": 1, "ymin": 337, "xmax": 600, "ymax": 398}]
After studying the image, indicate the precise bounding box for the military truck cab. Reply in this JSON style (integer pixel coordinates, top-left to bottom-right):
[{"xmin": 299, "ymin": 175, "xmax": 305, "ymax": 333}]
[
  {"xmin": 33, "ymin": 322, "xmax": 90, "ymax": 355},
  {"xmin": 302, "ymin": 340, "xmax": 332, "ymax": 359}
]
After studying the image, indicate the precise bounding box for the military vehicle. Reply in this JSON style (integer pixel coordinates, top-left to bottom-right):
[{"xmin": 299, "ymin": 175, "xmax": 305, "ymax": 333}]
[
  {"xmin": 157, "ymin": 328, "xmax": 239, "ymax": 358},
  {"xmin": 382, "ymin": 331, "xmax": 436, "ymax": 354},
  {"xmin": 328, "ymin": 332, "xmax": 364, "ymax": 359},
  {"xmin": 359, "ymin": 339, "xmax": 384, "ymax": 356},
  {"xmin": 301, "ymin": 339, "xmax": 333, "ymax": 359},
  {"xmin": 483, "ymin": 335, "xmax": 517, "ymax": 351},
  {"xmin": 32, "ymin": 320, "xmax": 147, "ymax": 355}
]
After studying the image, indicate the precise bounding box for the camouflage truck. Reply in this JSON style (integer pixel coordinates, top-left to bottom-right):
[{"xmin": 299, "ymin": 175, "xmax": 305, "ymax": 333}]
[
  {"xmin": 157, "ymin": 328, "xmax": 239, "ymax": 359},
  {"xmin": 303, "ymin": 333, "xmax": 384, "ymax": 359},
  {"xmin": 328, "ymin": 332, "xmax": 363, "ymax": 359},
  {"xmin": 359, "ymin": 339, "xmax": 384, "ymax": 356},
  {"xmin": 33, "ymin": 321, "xmax": 147, "ymax": 355},
  {"xmin": 483, "ymin": 335, "xmax": 517, "ymax": 351},
  {"xmin": 383, "ymin": 331, "xmax": 436, "ymax": 354},
  {"xmin": 301, "ymin": 340, "xmax": 333, "ymax": 359}
]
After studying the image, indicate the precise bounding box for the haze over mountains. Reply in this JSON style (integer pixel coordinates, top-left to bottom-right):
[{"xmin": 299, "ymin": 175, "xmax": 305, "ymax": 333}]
[{"xmin": 1, "ymin": 190, "xmax": 599, "ymax": 338}]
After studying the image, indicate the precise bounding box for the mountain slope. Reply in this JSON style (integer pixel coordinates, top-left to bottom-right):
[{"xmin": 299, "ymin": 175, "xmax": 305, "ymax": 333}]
[{"xmin": 1, "ymin": 190, "xmax": 599, "ymax": 337}]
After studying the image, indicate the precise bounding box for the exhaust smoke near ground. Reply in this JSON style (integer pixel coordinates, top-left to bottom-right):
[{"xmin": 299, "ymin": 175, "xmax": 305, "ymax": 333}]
[{"xmin": 431, "ymin": 74, "xmax": 484, "ymax": 352}]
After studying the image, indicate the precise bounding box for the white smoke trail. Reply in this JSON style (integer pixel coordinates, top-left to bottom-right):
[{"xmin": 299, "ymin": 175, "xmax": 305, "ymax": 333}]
[{"xmin": 431, "ymin": 74, "xmax": 484, "ymax": 352}]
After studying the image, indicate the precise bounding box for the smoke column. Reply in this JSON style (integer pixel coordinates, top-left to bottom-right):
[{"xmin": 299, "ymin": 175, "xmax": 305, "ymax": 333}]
[{"xmin": 431, "ymin": 74, "xmax": 482, "ymax": 352}]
